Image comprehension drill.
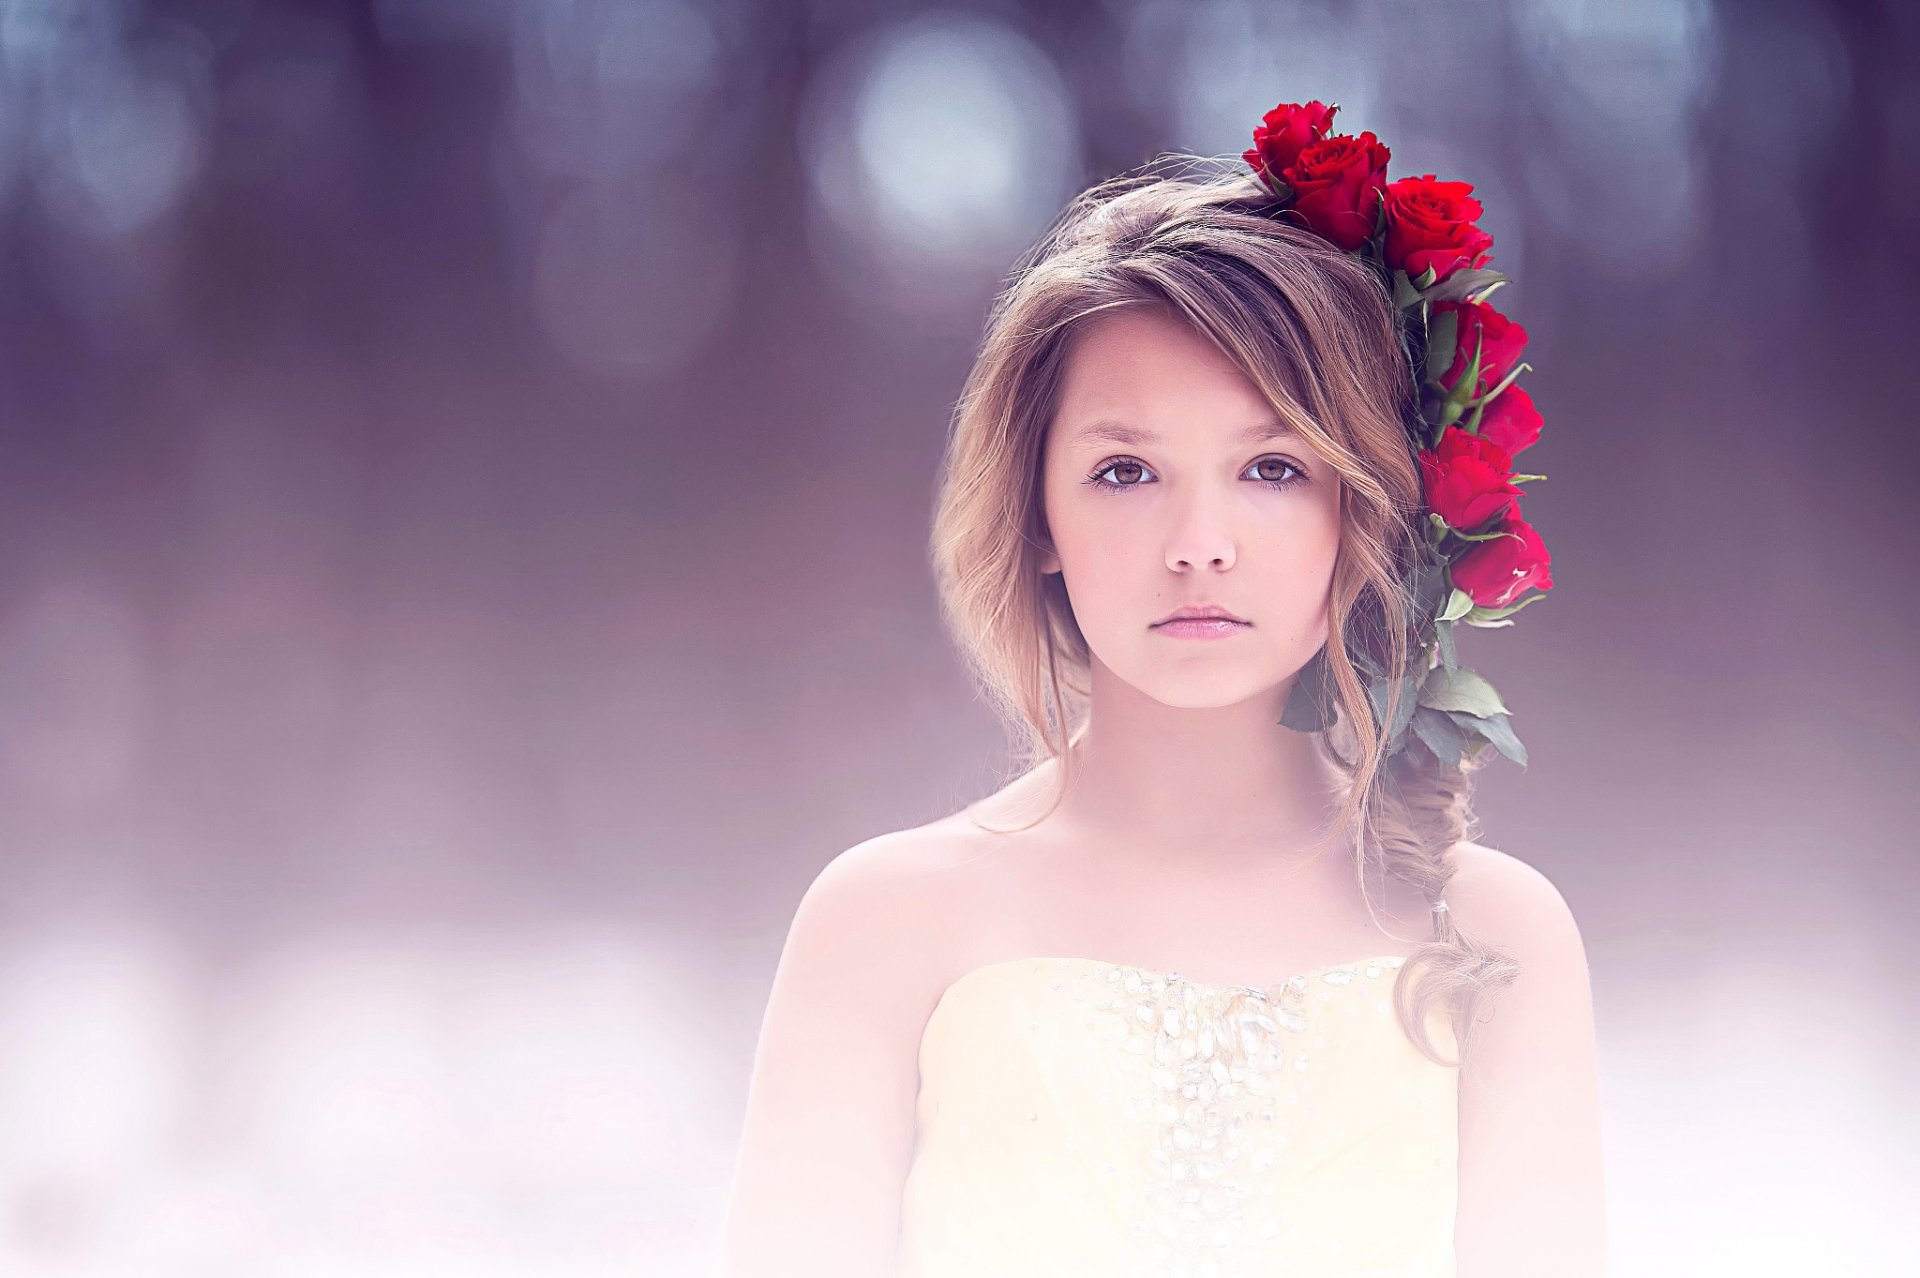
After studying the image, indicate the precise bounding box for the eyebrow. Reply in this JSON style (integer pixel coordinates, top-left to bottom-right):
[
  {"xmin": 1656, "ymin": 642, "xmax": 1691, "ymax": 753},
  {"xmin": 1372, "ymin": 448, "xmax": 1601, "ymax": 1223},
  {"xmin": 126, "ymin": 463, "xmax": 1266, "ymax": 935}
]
[{"xmin": 1069, "ymin": 418, "xmax": 1303, "ymax": 448}]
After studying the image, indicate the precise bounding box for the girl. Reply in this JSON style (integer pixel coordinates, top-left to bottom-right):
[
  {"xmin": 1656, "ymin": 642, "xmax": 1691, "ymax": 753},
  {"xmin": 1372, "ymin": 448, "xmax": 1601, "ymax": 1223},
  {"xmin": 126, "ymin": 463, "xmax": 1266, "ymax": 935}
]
[{"xmin": 725, "ymin": 122, "xmax": 1604, "ymax": 1278}]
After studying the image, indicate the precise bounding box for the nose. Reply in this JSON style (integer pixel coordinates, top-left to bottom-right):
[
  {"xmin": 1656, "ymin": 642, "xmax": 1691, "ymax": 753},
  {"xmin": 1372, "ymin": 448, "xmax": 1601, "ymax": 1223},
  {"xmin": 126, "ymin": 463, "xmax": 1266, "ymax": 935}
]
[{"xmin": 1165, "ymin": 491, "xmax": 1237, "ymax": 572}]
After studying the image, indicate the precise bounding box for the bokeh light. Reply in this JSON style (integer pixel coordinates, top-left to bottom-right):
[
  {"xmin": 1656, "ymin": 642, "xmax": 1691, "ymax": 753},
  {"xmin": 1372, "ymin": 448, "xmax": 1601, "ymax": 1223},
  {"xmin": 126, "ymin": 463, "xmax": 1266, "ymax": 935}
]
[{"xmin": 800, "ymin": 10, "xmax": 1082, "ymax": 320}]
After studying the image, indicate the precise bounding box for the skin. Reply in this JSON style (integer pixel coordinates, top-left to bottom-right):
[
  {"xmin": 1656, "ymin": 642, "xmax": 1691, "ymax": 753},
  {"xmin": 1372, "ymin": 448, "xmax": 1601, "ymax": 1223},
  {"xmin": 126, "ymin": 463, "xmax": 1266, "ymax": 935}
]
[{"xmin": 725, "ymin": 304, "xmax": 1608, "ymax": 1278}]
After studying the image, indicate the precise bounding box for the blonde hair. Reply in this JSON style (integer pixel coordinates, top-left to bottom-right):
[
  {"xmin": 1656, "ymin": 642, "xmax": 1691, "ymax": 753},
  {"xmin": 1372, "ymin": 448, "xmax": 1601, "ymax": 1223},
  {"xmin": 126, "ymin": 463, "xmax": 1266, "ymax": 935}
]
[{"xmin": 928, "ymin": 156, "xmax": 1519, "ymax": 1069}]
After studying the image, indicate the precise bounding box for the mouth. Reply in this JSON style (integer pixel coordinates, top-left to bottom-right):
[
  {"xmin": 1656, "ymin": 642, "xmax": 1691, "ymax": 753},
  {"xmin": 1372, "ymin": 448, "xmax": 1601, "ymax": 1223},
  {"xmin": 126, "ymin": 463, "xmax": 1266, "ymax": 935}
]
[
  {"xmin": 1152, "ymin": 614, "xmax": 1252, "ymax": 639},
  {"xmin": 1153, "ymin": 608, "xmax": 1250, "ymax": 627}
]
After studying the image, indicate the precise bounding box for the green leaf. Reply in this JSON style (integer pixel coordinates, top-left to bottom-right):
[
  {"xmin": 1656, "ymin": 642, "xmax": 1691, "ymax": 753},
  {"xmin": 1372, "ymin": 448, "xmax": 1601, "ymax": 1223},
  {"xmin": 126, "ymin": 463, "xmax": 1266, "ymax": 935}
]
[
  {"xmin": 1508, "ymin": 472, "xmax": 1547, "ymax": 484},
  {"xmin": 1424, "ymin": 309, "xmax": 1458, "ymax": 385},
  {"xmin": 1417, "ymin": 267, "xmax": 1510, "ymax": 305},
  {"xmin": 1351, "ymin": 643, "xmax": 1388, "ymax": 684},
  {"xmin": 1254, "ymin": 171, "xmax": 1294, "ymax": 201},
  {"xmin": 1397, "ymin": 266, "xmax": 1428, "ymax": 308},
  {"xmin": 1364, "ymin": 674, "xmax": 1391, "ymax": 732},
  {"xmin": 1437, "ymin": 587, "xmax": 1473, "ymax": 622},
  {"xmin": 1279, "ymin": 646, "xmax": 1335, "ymax": 733},
  {"xmin": 1464, "ymin": 592, "xmax": 1549, "ymax": 624},
  {"xmin": 1412, "ymin": 705, "xmax": 1466, "ymax": 767},
  {"xmin": 1443, "ymin": 709, "xmax": 1528, "ymax": 767},
  {"xmin": 1393, "ymin": 670, "xmax": 1421, "ymax": 745},
  {"xmin": 1443, "ymin": 328, "xmax": 1486, "ymax": 411},
  {"xmin": 1366, "ymin": 668, "xmax": 1421, "ymax": 750},
  {"xmin": 1466, "ymin": 277, "xmax": 1509, "ymax": 305},
  {"xmin": 1392, "ymin": 269, "xmax": 1422, "ymax": 310},
  {"xmin": 1445, "ymin": 521, "xmax": 1516, "ymax": 543},
  {"xmin": 1408, "ymin": 559, "xmax": 1451, "ymax": 618},
  {"xmin": 1420, "ymin": 665, "xmax": 1510, "ymax": 717},
  {"xmin": 1435, "ymin": 618, "xmax": 1458, "ymax": 670},
  {"xmin": 1474, "ymin": 359, "xmax": 1532, "ymax": 406}
]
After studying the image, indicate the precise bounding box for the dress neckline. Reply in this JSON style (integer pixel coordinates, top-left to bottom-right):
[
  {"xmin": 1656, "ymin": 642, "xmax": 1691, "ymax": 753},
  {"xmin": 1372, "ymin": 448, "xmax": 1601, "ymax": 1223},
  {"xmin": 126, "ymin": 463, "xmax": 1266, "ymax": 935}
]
[{"xmin": 929, "ymin": 950, "xmax": 1411, "ymax": 1021}]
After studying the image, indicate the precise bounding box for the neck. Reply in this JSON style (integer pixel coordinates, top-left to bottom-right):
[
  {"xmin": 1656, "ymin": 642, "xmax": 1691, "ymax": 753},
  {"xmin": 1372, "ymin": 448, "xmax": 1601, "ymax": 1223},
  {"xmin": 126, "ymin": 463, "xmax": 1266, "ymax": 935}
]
[{"xmin": 1049, "ymin": 656, "xmax": 1348, "ymax": 871}]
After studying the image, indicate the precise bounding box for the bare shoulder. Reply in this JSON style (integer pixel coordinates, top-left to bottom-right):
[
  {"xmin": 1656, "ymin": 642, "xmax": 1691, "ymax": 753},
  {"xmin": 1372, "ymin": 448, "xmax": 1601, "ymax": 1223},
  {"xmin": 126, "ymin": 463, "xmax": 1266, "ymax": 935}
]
[
  {"xmin": 806, "ymin": 817, "xmax": 987, "ymax": 916},
  {"xmin": 752, "ymin": 823, "xmax": 964, "ymax": 1052},
  {"xmin": 723, "ymin": 820, "xmax": 982, "ymax": 1277},
  {"xmin": 821, "ymin": 815, "xmax": 987, "ymax": 879},
  {"xmin": 788, "ymin": 818, "xmax": 989, "ymax": 993},
  {"xmin": 1444, "ymin": 838, "xmax": 1592, "ymax": 965}
]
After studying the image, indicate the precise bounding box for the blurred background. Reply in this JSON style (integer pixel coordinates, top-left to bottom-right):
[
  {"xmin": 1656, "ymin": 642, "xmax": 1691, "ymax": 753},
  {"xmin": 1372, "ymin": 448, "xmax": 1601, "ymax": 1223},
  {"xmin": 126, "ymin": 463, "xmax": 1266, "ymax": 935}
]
[{"xmin": 0, "ymin": 0, "xmax": 1915, "ymax": 1273}]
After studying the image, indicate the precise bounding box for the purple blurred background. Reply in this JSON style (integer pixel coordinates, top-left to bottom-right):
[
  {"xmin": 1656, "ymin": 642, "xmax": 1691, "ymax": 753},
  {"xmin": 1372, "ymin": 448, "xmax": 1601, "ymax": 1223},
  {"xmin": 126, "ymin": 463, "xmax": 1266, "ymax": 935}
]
[{"xmin": 0, "ymin": 0, "xmax": 1915, "ymax": 1274}]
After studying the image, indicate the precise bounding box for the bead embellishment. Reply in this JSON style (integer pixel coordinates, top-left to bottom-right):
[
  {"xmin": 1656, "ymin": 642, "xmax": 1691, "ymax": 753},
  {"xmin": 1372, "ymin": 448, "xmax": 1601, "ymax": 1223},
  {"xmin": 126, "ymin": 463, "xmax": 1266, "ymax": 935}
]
[
  {"xmin": 914, "ymin": 951, "xmax": 1434, "ymax": 1275},
  {"xmin": 1083, "ymin": 954, "xmax": 1408, "ymax": 1274}
]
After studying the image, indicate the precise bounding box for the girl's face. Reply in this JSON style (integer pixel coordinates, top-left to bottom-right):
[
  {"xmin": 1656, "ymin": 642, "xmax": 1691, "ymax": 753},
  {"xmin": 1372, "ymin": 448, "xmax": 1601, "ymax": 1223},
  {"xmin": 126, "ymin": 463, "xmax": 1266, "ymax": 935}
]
[{"xmin": 1038, "ymin": 306, "xmax": 1344, "ymax": 709}]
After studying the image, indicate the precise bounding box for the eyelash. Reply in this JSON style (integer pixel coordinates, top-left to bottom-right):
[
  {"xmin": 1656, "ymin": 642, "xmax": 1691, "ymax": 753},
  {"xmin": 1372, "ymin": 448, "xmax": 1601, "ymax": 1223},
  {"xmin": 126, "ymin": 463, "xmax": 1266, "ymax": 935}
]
[{"xmin": 1082, "ymin": 455, "xmax": 1310, "ymax": 495}]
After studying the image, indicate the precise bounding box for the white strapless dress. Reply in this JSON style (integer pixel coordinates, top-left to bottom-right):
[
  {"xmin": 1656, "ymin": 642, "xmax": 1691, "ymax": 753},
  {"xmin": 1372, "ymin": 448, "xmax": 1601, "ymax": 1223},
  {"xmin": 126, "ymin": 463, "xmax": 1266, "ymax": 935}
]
[{"xmin": 895, "ymin": 952, "xmax": 1460, "ymax": 1277}]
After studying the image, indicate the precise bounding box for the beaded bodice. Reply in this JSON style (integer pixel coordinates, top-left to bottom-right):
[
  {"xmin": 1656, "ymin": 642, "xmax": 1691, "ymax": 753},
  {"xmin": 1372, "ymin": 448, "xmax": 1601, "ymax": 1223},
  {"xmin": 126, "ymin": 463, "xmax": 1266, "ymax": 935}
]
[{"xmin": 895, "ymin": 953, "xmax": 1460, "ymax": 1278}]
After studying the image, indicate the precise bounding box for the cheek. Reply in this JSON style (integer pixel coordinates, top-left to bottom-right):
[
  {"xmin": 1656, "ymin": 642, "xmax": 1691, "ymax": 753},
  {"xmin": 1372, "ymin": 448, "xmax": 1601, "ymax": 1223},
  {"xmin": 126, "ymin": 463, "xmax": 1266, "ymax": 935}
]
[
  {"xmin": 1054, "ymin": 499, "xmax": 1153, "ymax": 582},
  {"xmin": 1296, "ymin": 515, "xmax": 1343, "ymax": 574},
  {"xmin": 1289, "ymin": 485, "xmax": 1344, "ymax": 566},
  {"xmin": 1045, "ymin": 474, "xmax": 1108, "ymax": 553},
  {"xmin": 1256, "ymin": 509, "xmax": 1342, "ymax": 621}
]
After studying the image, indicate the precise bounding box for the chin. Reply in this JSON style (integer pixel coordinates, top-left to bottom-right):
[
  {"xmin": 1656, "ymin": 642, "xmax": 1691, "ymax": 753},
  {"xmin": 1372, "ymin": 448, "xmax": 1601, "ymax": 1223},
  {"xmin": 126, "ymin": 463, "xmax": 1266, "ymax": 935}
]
[
  {"xmin": 1118, "ymin": 662, "xmax": 1279, "ymax": 711},
  {"xmin": 1150, "ymin": 687, "xmax": 1267, "ymax": 711}
]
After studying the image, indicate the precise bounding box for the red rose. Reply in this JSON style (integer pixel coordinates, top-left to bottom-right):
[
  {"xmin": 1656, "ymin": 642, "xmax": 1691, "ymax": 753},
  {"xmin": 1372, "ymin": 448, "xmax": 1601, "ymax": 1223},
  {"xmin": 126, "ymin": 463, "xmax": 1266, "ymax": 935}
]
[
  {"xmin": 1451, "ymin": 511, "xmax": 1553, "ymax": 609},
  {"xmin": 1383, "ymin": 174, "xmax": 1494, "ymax": 283},
  {"xmin": 1433, "ymin": 299, "xmax": 1527, "ymax": 399},
  {"xmin": 1475, "ymin": 384, "xmax": 1542, "ymax": 457},
  {"xmin": 1243, "ymin": 100, "xmax": 1339, "ymax": 191},
  {"xmin": 1419, "ymin": 425, "xmax": 1522, "ymax": 532},
  {"xmin": 1283, "ymin": 131, "xmax": 1390, "ymax": 252}
]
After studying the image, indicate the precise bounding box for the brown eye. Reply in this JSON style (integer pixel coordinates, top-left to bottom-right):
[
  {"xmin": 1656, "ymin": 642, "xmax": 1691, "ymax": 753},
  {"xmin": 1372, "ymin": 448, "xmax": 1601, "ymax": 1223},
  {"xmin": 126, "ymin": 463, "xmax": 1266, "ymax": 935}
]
[
  {"xmin": 1245, "ymin": 456, "xmax": 1307, "ymax": 489},
  {"xmin": 1086, "ymin": 458, "xmax": 1153, "ymax": 491}
]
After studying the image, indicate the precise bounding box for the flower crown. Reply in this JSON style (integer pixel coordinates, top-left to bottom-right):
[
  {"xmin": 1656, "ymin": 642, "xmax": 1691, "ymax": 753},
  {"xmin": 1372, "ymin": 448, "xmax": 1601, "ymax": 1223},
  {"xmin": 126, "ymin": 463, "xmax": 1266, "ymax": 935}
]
[{"xmin": 1244, "ymin": 100, "xmax": 1553, "ymax": 770}]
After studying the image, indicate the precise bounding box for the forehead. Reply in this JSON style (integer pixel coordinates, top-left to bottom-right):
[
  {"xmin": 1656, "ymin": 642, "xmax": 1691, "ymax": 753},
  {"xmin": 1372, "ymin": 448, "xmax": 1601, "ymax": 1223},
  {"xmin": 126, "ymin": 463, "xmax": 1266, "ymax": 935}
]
[{"xmin": 1055, "ymin": 308, "xmax": 1301, "ymax": 447}]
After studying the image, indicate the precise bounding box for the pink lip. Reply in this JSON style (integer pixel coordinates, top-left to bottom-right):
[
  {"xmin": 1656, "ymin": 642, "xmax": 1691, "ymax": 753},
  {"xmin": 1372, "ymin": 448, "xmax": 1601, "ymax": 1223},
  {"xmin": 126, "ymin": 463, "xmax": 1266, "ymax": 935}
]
[{"xmin": 1153, "ymin": 618, "xmax": 1251, "ymax": 640}]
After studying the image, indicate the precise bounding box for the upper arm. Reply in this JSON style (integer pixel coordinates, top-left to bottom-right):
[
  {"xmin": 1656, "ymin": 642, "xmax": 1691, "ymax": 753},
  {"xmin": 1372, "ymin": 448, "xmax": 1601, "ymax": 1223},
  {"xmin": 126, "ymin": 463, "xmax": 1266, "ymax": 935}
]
[
  {"xmin": 721, "ymin": 833, "xmax": 951, "ymax": 1278},
  {"xmin": 1448, "ymin": 842, "xmax": 1609, "ymax": 1277}
]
